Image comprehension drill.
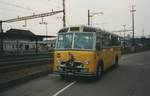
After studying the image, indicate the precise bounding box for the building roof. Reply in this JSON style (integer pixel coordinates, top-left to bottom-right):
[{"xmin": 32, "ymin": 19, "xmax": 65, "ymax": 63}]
[
  {"xmin": 0, "ymin": 29, "xmax": 56, "ymax": 40},
  {"xmin": 6, "ymin": 29, "xmax": 35, "ymax": 36}
]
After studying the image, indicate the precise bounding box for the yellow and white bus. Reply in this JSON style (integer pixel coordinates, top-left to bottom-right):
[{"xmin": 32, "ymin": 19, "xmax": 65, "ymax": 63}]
[{"xmin": 53, "ymin": 25, "xmax": 122, "ymax": 79}]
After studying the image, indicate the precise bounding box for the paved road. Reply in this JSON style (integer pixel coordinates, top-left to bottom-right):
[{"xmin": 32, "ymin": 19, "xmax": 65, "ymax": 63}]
[{"xmin": 0, "ymin": 51, "xmax": 150, "ymax": 96}]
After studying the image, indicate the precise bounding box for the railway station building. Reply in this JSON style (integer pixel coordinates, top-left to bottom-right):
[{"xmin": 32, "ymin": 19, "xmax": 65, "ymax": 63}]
[{"xmin": 0, "ymin": 29, "xmax": 56, "ymax": 55}]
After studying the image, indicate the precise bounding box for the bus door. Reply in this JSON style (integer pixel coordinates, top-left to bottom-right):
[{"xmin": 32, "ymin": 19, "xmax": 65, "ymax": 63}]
[
  {"xmin": 109, "ymin": 47, "xmax": 115, "ymax": 66},
  {"xmin": 102, "ymin": 48, "xmax": 112, "ymax": 69}
]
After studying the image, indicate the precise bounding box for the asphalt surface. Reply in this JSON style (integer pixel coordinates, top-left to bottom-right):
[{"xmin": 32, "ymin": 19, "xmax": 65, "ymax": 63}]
[{"xmin": 0, "ymin": 51, "xmax": 150, "ymax": 96}]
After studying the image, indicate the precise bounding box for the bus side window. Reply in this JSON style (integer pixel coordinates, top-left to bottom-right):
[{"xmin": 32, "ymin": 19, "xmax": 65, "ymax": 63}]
[
  {"xmin": 96, "ymin": 43, "xmax": 101, "ymax": 50},
  {"xmin": 102, "ymin": 33, "xmax": 110, "ymax": 47},
  {"xmin": 110, "ymin": 35, "xmax": 120, "ymax": 46},
  {"xmin": 96, "ymin": 35, "xmax": 102, "ymax": 50}
]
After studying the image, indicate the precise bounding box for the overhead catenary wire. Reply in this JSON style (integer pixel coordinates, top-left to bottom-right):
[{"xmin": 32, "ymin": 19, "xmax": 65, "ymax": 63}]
[
  {"xmin": 0, "ymin": 1, "xmax": 37, "ymax": 12},
  {"xmin": 0, "ymin": 0, "xmax": 63, "ymax": 14},
  {"xmin": 2, "ymin": 10, "xmax": 63, "ymax": 23}
]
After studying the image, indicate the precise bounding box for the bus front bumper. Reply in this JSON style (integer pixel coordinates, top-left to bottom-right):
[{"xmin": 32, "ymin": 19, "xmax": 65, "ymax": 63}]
[{"xmin": 54, "ymin": 70, "xmax": 95, "ymax": 77}]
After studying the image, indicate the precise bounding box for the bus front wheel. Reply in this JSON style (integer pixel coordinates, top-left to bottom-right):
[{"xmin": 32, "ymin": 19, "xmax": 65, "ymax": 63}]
[{"xmin": 96, "ymin": 63, "xmax": 103, "ymax": 80}]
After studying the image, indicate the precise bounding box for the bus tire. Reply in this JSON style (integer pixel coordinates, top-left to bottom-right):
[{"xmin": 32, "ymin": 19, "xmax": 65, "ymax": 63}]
[
  {"xmin": 60, "ymin": 74, "xmax": 66, "ymax": 79},
  {"xmin": 96, "ymin": 61, "xmax": 103, "ymax": 80},
  {"xmin": 114, "ymin": 55, "xmax": 119, "ymax": 67}
]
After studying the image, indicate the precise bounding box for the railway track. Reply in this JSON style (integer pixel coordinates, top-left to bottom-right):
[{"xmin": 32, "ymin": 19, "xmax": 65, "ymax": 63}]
[{"xmin": 0, "ymin": 54, "xmax": 53, "ymax": 73}]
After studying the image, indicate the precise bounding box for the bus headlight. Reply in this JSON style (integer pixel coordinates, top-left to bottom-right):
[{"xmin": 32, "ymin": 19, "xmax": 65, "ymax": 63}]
[
  {"xmin": 57, "ymin": 58, "xmax": 61, "ymax": 64},
  {"xmin": 60, "ymin": 64, "xmax": 65, "ymax": 67},
  {"xmin": 84, "ymin": 59, "xmax": 89, "ymax": 65}
]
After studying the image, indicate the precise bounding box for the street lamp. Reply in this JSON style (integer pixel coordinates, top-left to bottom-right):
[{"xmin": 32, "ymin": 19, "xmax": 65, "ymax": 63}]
[
  {"xmin": 88, "ymin": 10, "xmax": 104, "ymax": 25},
  {"xmin": 39, "ymin": 20, "xmax": 48, "ymax": 40}
]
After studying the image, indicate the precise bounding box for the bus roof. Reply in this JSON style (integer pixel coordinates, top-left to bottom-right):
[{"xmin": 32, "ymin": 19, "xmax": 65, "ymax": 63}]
[{"xmin": 58, "ymin": 25, "xmax": 119, "ymax": 37}]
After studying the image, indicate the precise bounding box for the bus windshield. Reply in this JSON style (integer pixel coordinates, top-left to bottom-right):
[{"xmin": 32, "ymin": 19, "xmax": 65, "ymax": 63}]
[
  {"xmin": 74, "ymin": 33, "xmax": 93, "ymax": 49},
  {"xmin": 56, "ymin": 33, "xmax": 73, "ymax": 49},
  {"xmin": 56, "ymin": 32, "xmax": 94, "ymax": 50}
]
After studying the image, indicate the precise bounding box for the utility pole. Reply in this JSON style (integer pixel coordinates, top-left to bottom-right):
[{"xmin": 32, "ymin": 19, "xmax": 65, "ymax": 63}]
[
  {"xmin": 88, "ymin": 10, "xmax": 90, "ymax": 25},
  {"xmin": 123, "ymin": 25, "xmax": 126, "ymax": 49},
  {"xmin": 0, "ymin": 20, "xmax": 4, "ymax": 55},
  {"xmin": 45, "ymin": 22, "xmax": 48, "ymax": 40},
  {"xmin": 63, "ymin": 0, "xmax": 66, "ymax": 27},
  {"xmin": 142, "ymin": 28, "xmax": 145, "ymax": 37},
  {"xmin": 130, "ymin": 5, "xmax": 136, "ymax": 47},
  {"xmin": 87, "ymin": 10, "xmax": 103, "ymax": 26}
]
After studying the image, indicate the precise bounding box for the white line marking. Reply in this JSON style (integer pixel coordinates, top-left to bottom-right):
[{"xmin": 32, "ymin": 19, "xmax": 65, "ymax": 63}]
[{"xmin": 52, "ymin": 81, "xmax": 76, "ymax": 96}]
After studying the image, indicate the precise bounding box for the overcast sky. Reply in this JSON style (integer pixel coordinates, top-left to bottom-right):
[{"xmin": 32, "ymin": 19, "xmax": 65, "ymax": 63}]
[{"xmin": 0, "ymin": 0, "xmax": 149, "ymax": 37}]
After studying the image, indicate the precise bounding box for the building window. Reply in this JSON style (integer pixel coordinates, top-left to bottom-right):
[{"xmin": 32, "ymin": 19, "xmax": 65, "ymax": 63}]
[
  {"xmin": 25, "ymin": 45, "xmax": 29, "ymax": 50},
  {"xmin": 5, "ymin": 44, "xmax": 6, "ymax": 49},
  {"xmin": 16, "ymin": 45, "xmax": 18, "ymax": 48},
  {"xmin": 12, "ymin": 45, "xmax": 14, "ymax": 49}
]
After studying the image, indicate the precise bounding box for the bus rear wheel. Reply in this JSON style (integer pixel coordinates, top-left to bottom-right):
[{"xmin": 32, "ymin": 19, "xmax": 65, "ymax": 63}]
[
  {"xmin": 114, "ymin": 55, "xmax": 119, "ymax": 67},
  {"xmin": 60, "ymin": 74, "xmax": 66, "ymax": 79}
]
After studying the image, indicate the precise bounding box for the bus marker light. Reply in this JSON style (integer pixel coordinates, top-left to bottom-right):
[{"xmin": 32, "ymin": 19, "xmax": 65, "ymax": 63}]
[{"xmin": 57, "ymin": 53, "xmax": 61, "ymax": 58}]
